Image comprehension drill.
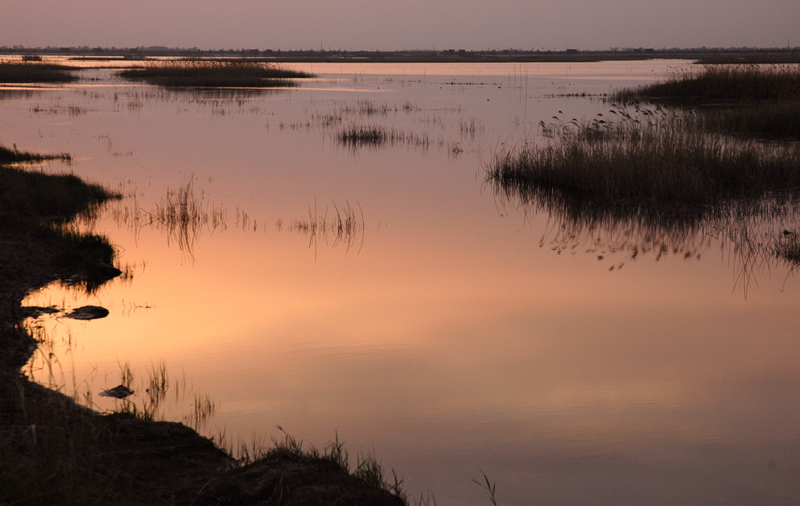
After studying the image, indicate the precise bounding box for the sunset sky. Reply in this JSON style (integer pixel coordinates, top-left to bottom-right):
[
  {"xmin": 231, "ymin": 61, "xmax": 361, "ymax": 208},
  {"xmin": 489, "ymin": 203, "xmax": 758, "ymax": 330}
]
[{"xmin": 3, "ymin": 0, "xmax": 799, "ymax": 51}]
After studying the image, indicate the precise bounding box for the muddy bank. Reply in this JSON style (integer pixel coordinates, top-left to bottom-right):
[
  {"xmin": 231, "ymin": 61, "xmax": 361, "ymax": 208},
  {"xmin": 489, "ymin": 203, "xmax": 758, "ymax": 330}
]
[{"xmin": 0, "ymin": 155, "xmax": 405, "ymax": 505}]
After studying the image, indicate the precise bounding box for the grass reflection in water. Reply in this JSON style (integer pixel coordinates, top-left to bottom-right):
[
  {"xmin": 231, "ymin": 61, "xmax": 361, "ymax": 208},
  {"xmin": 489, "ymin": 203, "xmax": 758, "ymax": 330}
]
[
  {"xmin": 491, "ymin": 177, "xmax": 800, "ymax": 296},
  {"xmin": 277, "ymin": 199, "xmax": 366, "ymax": 258},
  {"xmin": 489, "ymin": 64, "xmax": 800, "ymax": 297},
  {"xmin": 109, "ymin": 177, "xmax": 367, "ymax": 261}
]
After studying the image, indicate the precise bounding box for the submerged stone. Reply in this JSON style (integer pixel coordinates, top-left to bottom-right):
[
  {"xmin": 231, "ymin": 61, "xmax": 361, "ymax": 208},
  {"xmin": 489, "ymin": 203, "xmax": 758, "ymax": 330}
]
[
  {"xmin": 99, "ymin": 384, "xmax": 134, "ymax": 399},
  {"xmin": 65, "ymin": 305, "xmax": 109, "ymax": 320}
]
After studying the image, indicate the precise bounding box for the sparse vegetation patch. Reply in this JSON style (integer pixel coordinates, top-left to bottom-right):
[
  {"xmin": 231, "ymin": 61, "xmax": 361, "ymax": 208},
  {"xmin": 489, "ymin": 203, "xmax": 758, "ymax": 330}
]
[{"xmin": 337, "ymin": 124, "xmax": 389, "ymax": 147}]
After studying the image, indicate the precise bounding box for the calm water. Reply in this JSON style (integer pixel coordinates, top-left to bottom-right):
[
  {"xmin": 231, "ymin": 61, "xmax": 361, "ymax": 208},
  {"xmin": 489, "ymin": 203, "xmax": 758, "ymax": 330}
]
[{"xmin": 5, "ymin": 59, "xmax": 800, "ymax": 505}]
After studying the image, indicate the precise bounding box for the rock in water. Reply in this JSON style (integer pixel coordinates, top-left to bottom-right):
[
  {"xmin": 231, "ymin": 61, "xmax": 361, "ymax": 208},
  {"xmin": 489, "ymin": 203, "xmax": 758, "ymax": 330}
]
[
  {"xmin": 99, "ymin": 384, "xmax": 134, "ymax": 399},
  {"xmin": 65, "ymin": 305, "xmax": 110, "ymax": 320}
]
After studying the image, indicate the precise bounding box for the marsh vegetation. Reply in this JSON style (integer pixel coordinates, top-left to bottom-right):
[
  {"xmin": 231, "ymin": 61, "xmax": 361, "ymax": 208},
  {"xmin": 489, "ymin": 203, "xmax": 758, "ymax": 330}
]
[
  {"xmin": 118, "ymin": 60, "xmax": 314, "ymax": 88},
  {"xmin": 613, "ymin": 64, "xmax": 800, "ymax": 140},
  {"xmin": 337, "ymin": 124, "xmax": 389, "ymax": 147},
  {"xmin": 613, "ymin": 64, "xmax": 800, "ymax": 104},
  {"xmin": 276, "ymin": 98, "xmax": 468, "ymax": 154},
  {"xmin": 490, "ymin": 65, "xmax": 800, "ymax": 204},
  {"xmin": 489, "ymin": 107, "xmax": 800, "ymax": 205},
  {"xmin": 108, "ymin": 177, "xmax": 238, "ymax": 261},
  {"xmin": 0, "ymin": 61, "xmax": 79, "ymax": 83},
  {"xmin": 0, "ymin": 144, "xmax": 71, "ymax": 165}
]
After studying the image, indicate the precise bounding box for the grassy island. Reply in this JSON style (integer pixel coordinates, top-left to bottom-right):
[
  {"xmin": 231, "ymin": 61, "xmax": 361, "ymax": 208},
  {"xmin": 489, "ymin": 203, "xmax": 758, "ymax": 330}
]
[
  {"xmin": 119, "ymin": 60, "xmax": 314, "ymax": 88},
  {"xmin": 0, "ymin": 62, "xmax": 79, "ymax": 83}
]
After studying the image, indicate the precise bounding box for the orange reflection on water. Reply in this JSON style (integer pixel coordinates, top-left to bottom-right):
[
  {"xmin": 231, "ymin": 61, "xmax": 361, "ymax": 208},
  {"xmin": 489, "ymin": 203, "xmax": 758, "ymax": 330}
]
[{"xmin": 13, "ymin": 59, "xmax": 800, "ymax": 505}]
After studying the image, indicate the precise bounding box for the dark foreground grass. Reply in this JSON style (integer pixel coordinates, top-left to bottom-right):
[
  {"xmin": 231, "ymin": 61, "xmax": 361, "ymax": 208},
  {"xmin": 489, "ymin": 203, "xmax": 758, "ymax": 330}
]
[
  {"xmin": 489, "ymin": 110, "xmax": 800, "ymax": 205},
  {"xmin": 0, "ymin": 62, "xmax": 79, "ymax": 83},
  {"xmin": 119, "ymin": 60, "xmax": 314, "ymax": 88},
  {"xmin": 0, "ymin": 145, "xmax": 408, "ymax": 505}
]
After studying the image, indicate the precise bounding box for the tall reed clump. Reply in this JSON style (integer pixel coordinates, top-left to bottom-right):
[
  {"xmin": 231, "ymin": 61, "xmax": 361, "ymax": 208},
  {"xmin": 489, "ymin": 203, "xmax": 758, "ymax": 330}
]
[
  {"xmin": 613, "ymin": 64, "xmax": 800, "ymax": 103},
  {"xmin": 118, "ymin": 60, "xmax": 314, "ymax": 88},
  {"xmin": 613, "ymin": 64, "xmax": 800, "ymax": 140},
  {"xmin": 0, "ymin": 62, "xmax": 78, "ymax": 83},
  {"xmin": 488, "ymin": 108, "xmax": 800, "ymax": 205}
]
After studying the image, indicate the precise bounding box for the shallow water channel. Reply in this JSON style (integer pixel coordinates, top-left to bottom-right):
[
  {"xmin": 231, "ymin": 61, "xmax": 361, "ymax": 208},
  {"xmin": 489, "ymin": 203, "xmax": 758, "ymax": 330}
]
[{"xmin": 4, "ymin": 59, "xmax": 800, "ymax": 505}]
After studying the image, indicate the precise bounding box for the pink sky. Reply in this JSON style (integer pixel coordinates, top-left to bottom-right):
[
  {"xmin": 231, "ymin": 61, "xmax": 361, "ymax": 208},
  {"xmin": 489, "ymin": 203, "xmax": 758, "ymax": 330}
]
[{"xmin": 3, "ymin": 0, "xmax": 799, "ymax": 51}]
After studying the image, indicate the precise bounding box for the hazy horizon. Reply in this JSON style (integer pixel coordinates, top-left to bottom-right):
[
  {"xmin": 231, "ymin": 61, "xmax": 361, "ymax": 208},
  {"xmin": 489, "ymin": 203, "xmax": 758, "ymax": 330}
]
[{"xmin": 3, "ymin": 0, "xmax": 799, "ymax": 52}]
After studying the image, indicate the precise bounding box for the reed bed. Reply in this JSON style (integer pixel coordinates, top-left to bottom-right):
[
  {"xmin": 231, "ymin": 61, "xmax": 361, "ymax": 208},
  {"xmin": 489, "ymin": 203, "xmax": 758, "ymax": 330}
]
[
  {"xmin": 118, "ymin": 60, "xmax": 313, "ymax": 88},
  {"xmin": 489, "ymin": 107, "xmax": 800, "ymax": 205},
  {"xmin": 0, "ymin": 62, "xmax": 78, "ymax": 83},
  {"xmin": 613, "ymin": 64, "xmax": 800, "ymax": 103},
  {"xmin": 613, "ymin": 64, "xmax": 800, "ymax": 140}
]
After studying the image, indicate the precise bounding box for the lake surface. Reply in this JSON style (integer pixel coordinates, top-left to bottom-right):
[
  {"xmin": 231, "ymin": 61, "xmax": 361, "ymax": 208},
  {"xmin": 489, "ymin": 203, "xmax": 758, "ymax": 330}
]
[{"xmin": 4, "ymin": 58, "xmax": 800, "ymax": 505}]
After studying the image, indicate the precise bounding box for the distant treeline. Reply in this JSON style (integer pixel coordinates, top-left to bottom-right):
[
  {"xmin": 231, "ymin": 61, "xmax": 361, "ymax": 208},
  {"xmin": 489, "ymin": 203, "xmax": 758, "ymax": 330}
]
[{"xmin": 2, "ymin": 46, "xmax": 800, "ymax": 63}]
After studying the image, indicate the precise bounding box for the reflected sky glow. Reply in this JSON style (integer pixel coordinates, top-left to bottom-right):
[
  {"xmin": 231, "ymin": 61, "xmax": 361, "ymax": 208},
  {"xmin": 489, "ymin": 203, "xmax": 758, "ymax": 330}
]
[{"xmin": 8, "ymin": 61, "xmax": 800, "ymax": 505}]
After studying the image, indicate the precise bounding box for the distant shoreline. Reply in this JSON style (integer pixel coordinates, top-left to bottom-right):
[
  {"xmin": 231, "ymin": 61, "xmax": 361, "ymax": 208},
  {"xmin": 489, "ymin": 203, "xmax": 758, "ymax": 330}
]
[{"xmin": 3, "ymin": 47, "xmax": 800, "ymax": 64}]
